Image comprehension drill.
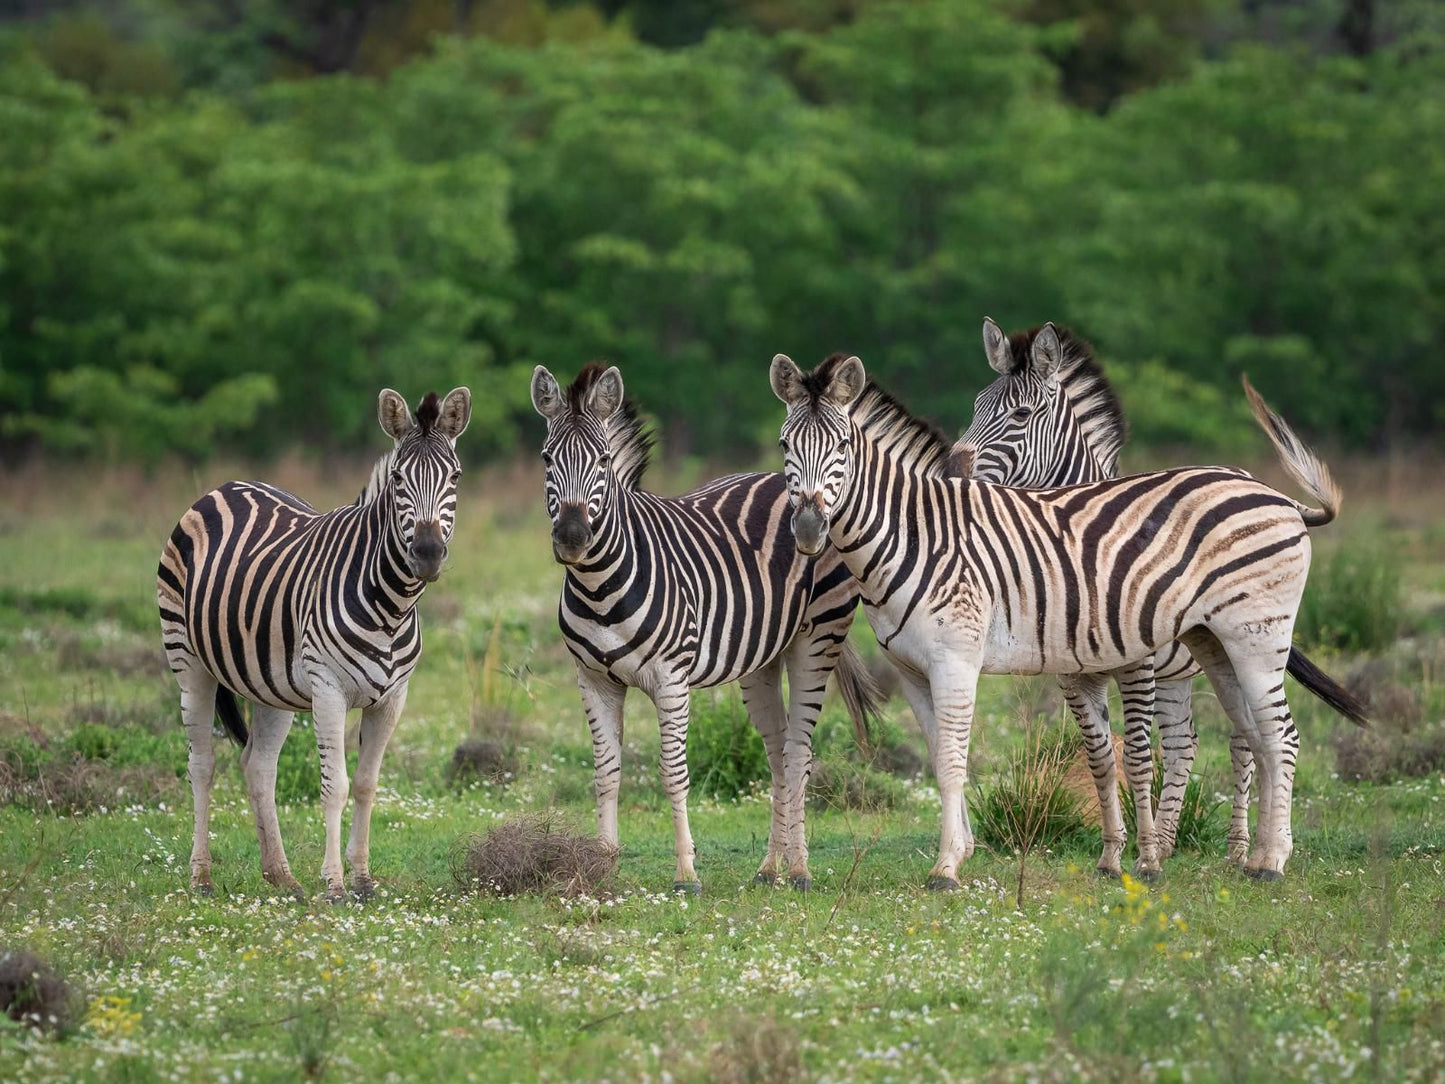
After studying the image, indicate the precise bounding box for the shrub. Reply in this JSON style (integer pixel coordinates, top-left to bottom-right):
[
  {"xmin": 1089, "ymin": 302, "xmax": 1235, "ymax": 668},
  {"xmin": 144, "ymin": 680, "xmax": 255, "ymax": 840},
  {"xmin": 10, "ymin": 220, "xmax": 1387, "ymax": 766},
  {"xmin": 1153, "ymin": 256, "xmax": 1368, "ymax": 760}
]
[
  {"xmin": 448, "ymin": 738, "xmax": 519, "ymax": 786},
  {"xmin": 0, "ymin": 948, "xmax": 75, "ymax": 1033},
  {"xmin": 0, "ymin": 748, "xmax": 180, "ymax": 814},
  {"xmin": 972, "ymin": 721, "xmax": 1093, "ymax": 855},
  {"xmin": 685, "ymin": 691, "xmax": 770, "ymax": 801},
  {"xmin": 1334, "ymin": 724, "xmax": 1445, "ymax": 784},
  {"xmin": 452, "ymin": 812, "xmax": 617, "ymax": 898},
  {"xmin": 1121, "ymin": 764, "xmax": 1226, "ymax": 852},
  {"xmin": 1297, "ymin": 545, "xmax": 1402, "ymax": 652}
]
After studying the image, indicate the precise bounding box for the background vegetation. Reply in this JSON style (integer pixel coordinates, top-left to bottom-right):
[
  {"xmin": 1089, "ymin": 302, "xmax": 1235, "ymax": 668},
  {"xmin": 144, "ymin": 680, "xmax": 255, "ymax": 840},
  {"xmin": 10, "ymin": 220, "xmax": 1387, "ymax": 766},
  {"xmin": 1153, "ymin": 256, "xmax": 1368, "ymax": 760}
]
[{"xmin": 3, "ymin": 0, "xmax": 1443, "ymax": 464}]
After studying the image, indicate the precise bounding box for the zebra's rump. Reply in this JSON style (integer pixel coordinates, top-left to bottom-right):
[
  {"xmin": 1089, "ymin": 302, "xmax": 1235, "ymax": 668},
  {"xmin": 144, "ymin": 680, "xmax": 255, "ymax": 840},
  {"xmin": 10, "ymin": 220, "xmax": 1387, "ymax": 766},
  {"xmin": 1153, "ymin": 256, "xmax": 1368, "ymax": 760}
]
[{"xmin": 561, "ymin": 472, "xmax": 858, "ymax": 689}]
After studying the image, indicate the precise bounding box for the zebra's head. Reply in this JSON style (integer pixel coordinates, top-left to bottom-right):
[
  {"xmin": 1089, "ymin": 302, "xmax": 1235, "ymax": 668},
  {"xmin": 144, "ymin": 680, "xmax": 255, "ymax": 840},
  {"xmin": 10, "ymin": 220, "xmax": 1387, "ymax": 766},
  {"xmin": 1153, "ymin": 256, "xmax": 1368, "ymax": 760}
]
[
  {"xmin": 769, "ymin": 352, "xmax": 867, "ymax": 556},
  {"xmin": 377, "ymin": 387, "xmax": 472, "ymax": 583},
  {"xmin": 950, "ymin": 319, "xmax": 1070, "ymax": 487},
  {"xmin": 531, "ymin": 363, "xmax": 627, "ymax": 566}
]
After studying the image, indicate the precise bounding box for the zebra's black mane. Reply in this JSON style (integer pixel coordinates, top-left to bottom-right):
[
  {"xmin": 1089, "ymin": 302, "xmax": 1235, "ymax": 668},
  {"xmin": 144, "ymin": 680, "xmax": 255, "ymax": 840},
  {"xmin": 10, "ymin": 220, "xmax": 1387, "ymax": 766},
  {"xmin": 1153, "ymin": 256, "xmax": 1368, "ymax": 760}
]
[
  {"xmin": 415, "ymin": 392, "xmax": 441, "ymax": 432},
  {"xmin": 850, "ymin": 382, "xmax": 954, "ymax": 477},
  {"xmin": 565, "ymin": 361, "xmax": 656, "ymax": 491},
  {"xmin": 1004, "ymin": 326, "xmax": 1127, "ymax": 475}
]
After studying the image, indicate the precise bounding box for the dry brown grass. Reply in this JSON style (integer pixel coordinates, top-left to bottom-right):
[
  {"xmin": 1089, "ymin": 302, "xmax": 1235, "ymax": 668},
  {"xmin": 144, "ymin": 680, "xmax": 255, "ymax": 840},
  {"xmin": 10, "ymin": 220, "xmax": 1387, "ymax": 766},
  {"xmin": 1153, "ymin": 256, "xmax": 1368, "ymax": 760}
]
[
  {"xmin": 1334, "ymin": 724, "xmax": 1445, "ymax": 784},
  {"xmin": 452, "ymin": 812, "xmax": 617, "ymax": 898},
  {"xmin": 0, "ymin": 751, "xmax": 180, "ymax": 814},
  {"xmin": 706, "ymin": 1015, "xmax": 806, "ymax": 1084},
  {"xmin": 0, "ymin": 948, "xmax": 75, "ymax": 1032},
  {"xmin": 1060, "ymin": 732, "xmax": 1126, "ymax": 827},
  {"xmin": 447, "ymin": 738, "xmax": 519, "ymax": 786}
]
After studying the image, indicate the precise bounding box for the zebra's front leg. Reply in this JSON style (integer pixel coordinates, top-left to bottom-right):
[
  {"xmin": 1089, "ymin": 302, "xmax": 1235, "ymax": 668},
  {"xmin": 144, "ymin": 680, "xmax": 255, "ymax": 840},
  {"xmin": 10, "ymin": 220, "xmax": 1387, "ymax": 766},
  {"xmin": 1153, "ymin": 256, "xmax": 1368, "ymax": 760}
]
[
  {"xmin": 780, "ymin": 636, "xmax": 844, "ymax": 890},
  {"xmin": 1059, "ymin": 674, "xmax": 1126, "ymax": 879},
  {"xmin": 651, "ymin": 681, "xmax": 700, "ymax": 893},
  {"xmin": 345, "ymin": 684, "xmax": 408, "ymax": 900},
  {"xmin": 738, "ymin": 662, "xmax": 790, "ymax": 886},
  {"xmin": 576, "ymin": 667, "xmax": 627, "ymax": 850},
  {"xmin": 924, "ymin": 664, "xmax": 981, "ymax": 890},
  {"xmin": 242, "ymin": 705, "xmax": 303, "ymax": 899},
  {"xmin": 1227, "ymin": 729, "xmax": 1257, "ymax": 866},
  {"xmin": 310, "ymin": 681, "xmax": 351, "ymax": 904},
  {"xmin": 1153, "ymin": 677, "xmax": 1196, "ymax": 860},
  {"xmin": 1115, "ymin": 661, "xmax": 1162, "ymax": 880},
  {"xmin": 177, "ymin": 667, "xmax": 220, "ymax": 895}
]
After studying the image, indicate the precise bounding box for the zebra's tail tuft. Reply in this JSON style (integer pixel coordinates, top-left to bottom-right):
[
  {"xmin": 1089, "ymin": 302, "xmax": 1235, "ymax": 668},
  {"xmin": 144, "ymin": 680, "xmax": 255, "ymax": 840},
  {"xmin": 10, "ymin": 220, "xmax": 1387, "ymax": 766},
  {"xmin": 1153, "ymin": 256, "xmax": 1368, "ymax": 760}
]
[
  {"xmin": 834, "ymin": 639, "xmax": 884, "ymax": 754},
  {"xmin": 1287, "ymin": 646, "xmax": 1370, "ymax": 728},
  {"xmin": 214, "ymin": 686, "xmax": 250, "ymax": 746},
  {"xmin": 1243, "ymin": 375, "xmax": 1342, "ymax": 528}
]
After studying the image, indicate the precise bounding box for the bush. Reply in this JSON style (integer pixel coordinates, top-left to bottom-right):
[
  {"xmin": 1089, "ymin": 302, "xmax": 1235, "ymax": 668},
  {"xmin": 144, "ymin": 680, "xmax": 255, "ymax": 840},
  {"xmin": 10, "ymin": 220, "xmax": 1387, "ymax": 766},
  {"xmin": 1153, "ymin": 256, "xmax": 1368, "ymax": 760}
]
[
  {"xmin": 1334, "ymin": 724, "xmax": 1445, "ymax": 784},
  {"xmin": 685, "ymin": 692, "xmax": 770, "ymax": 801},
  {"xmin": 448, "ymin": 738, "xmax": 519, "ymax": 786},
  {"xmin": 972, "ymin": 722, "xmax": 1093, "ymax": 855},
  {"xmin": 1297, "ymin": 545, "xmax": 1402, "ymax": 652},
  {"xmin": 0, "ymin": 948, "xmax": 75, "ymax": 1033},
  {"xmin": 807, "ymin": 758, "xmax": 908, "ymax": 813},
  {"xmin": 452, "ymin": 812, "xmax": 617, "ymax": 898}
]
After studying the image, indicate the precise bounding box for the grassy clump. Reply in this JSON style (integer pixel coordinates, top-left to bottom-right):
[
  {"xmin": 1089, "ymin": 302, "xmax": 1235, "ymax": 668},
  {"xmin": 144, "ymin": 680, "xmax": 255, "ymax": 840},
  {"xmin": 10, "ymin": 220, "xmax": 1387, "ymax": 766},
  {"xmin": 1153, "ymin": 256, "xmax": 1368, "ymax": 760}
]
[
  {"xmin": 1121, "ymin": 764, "xmax": 1227, "ymax": 852},
  {"xmin": 972, "ymin": 721, "xmax": 1093, "ymax": 855},
  {"xmin": 452, "ymin": 812, "xmax": 617, "ymax": 898},
  {"xmin": 707, "ymin": 1016, "xmax": 806, "ymax": 1084},
  {"xmin": 1334, "ymin": 724, "xmax": 1445, "ymax": 784},
  {"xmin": 448, "ymin": 738, "xmax": 519, "ymax": 787},
  {"xmin": 0, "ymin": 948, "xmax": 75, "ymax": 1033},
  {"xmin": 807, "ymin": 757, "xmax": 908, "ymax": 813},
  {"xmin": 685, "ymin": 691, "xmax": 770, "ymax": 801},
  {"xmin": 1297, "ymin": 545, "xmax": 1402, "ymax": 652}
]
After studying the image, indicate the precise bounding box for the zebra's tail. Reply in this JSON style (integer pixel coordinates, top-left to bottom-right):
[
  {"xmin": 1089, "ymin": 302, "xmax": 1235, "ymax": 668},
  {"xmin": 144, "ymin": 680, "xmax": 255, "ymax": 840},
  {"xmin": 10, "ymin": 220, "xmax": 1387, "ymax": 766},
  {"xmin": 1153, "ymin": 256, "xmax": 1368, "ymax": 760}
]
[
  {"xmin": 1287, "ymin": 646, "xmax": 1370, "ymax": 728},
  {"xmin": 214, "ymin": 686, "xmax": 250, "ymax": 746},
  {"xmin": 834, "ymin": 639, "xmax": 884, "ymax": 753},
  {"xmin": 1243, "ymin": 375, "xmax": 1342, "ymax": 528}
]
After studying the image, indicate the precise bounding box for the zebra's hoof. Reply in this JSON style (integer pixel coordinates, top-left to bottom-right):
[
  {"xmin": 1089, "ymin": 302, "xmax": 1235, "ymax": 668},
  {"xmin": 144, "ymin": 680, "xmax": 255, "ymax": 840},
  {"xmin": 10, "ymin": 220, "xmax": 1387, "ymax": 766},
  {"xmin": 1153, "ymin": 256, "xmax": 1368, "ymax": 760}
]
[
  {"xmin": 1244, "ymin": 867, "xmax": 1283, "ymax": 882},
  {"xmin": 1132, "ymin": 867, "xmax": 1162, "ymax": 885},
  {"xmin": 1096, "ymin": 866, "xmax": 1122, "ymax": 881},
  {"xmin": 924, "ymin": 875, "xmax": 961, "ymax": 892},
  {"xmin": 191, "ymin": 881, "xmax": 214, "ymax": 898},
  {"xmin": 673, "ymin": 880, "xmax": 702, "ymax": 896},
  {"xmin": 352, "ymin": 877, "xmax": 378, "ymax": 902},
  {"xmin": 322, "ymin": 886, "xmax": 349, "ymax": 906},
  {"xmin": 752, "ymin": 872, "xmax": 779, "ymax": 886},
  {"xmin": 787, "ymin": 875, "xmax": 812, "ymax": 893}
]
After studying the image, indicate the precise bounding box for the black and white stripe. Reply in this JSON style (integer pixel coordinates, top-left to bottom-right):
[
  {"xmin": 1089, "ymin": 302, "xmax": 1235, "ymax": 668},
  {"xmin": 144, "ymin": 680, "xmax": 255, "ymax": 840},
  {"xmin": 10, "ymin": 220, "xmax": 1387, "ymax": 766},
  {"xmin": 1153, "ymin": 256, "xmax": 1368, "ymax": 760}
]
[
  {"xmin": 157, "ymin": 388, "xmax": 471, "ymax": 900},
  {"xmin": 532, "ymin": 363, "xmax": 875, "ymax": 892},
  {"xmin": 771, "ymin": 351, "xmax": 1358, "ymax": 884}
]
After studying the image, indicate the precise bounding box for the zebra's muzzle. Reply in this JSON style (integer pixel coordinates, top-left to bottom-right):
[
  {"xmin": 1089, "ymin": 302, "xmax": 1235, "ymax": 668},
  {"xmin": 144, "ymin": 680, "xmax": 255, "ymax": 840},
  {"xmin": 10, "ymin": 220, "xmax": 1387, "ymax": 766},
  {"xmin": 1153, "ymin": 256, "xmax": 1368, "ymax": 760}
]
[
  {"xmin": 408, "ymin": 523, "xmax": 447, "ymax": 582},
  {"xmin": 792, "ymin": 502, "xmax": 829, "ymax": 557},
  {"xmin": 551, "ymin": 506, "xmax": 593, "ymax": 566}
]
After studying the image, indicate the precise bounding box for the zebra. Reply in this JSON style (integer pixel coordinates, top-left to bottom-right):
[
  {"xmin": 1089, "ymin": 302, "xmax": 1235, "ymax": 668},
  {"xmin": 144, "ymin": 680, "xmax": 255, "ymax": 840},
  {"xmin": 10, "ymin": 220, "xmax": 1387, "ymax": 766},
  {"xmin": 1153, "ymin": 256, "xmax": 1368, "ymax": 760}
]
[
  {"xmin": 157, "ymin": 388, "xmax": 472, "ymax": 901},
  {"xmin": 769, "ymin": 350, "xmax": 1367, "ymax": 884},
  {"xmin": 950, "ymin": 320, "xmax": 1366, "ymax": 867},
  {"xmin": 531, "ymin": 362, "xmax": 878, "ymax": 893}
]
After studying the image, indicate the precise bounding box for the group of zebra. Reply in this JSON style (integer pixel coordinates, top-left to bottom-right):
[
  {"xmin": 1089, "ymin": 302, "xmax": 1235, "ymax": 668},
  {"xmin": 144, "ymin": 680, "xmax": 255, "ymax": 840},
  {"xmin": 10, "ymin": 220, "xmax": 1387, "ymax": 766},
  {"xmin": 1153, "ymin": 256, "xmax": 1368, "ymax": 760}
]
[{"xmin": 158, "ymin": 321, "xmax": 1366, "ymax": 901}]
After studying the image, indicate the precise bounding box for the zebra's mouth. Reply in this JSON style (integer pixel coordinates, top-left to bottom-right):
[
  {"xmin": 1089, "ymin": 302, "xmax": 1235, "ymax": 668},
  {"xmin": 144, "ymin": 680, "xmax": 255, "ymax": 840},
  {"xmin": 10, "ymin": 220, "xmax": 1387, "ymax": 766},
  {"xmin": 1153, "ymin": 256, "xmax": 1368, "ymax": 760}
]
[{"xmin": 792, "ymin": 504, "xmax": 829, "ymax": 557}]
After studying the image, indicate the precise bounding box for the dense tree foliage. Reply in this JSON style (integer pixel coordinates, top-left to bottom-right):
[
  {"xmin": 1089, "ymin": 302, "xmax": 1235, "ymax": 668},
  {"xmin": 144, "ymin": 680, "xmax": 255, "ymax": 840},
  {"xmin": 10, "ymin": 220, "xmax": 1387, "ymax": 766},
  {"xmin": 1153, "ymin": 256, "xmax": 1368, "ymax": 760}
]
[{"xmin": 1, "ymin": 0, "xmax": 1441, "ymax": 463}]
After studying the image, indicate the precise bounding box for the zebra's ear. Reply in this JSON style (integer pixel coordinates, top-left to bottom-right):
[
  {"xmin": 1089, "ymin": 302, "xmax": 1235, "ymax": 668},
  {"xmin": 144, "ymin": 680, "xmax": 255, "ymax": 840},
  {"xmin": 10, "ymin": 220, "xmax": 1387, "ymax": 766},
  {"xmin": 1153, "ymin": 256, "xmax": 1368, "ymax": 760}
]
[
  {"xmin": 1031, "ymin": 322, "xmax": 1064, "ymax": 382},
  {"xmin": 531, "ymin": 366, "xmax": 565, "ymax": 421},
  {"xmin": 824, "ymin": 355, "xmax": 867, "ymax": 407},
  {"xmin": 435, "ymin": 387, "xmax": 472, "ymax": 442},
  {"xmin": 586, "ymin": 365, "xmax": 625, "ymax": 421},
  {"xmin": 378, "ymin": 389, "xmax": 414, "ymax": 442},
  {"xmin": 982, "ymin": 317, "xmax": 1011, "ymax": 375},
  {"xmin": 770, "ymin": 354, "xmax": 805, "ymax": 405}
]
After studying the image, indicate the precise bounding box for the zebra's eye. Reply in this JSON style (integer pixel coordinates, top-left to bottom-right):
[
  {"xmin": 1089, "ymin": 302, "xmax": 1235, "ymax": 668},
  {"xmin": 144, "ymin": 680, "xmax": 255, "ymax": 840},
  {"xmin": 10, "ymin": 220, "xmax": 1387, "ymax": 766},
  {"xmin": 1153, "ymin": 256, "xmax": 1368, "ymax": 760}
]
[
  {"xmin": 540, "ymin": 451, "xmax": 553, "ymax": 467},
  {"xmin": 1012, "ymin": 406, "xmax": 1033, "ymax": 421},
  {"xmin": 390, "ymin": 469, "xmax": 405, "ymax": 488},
  {"xmin": 598, "ymin": 454, "xmax": 611, "ymax": 471},
  {"xmin": 449, "ymin": 469, "xmax": 462, "ymax": 485}
]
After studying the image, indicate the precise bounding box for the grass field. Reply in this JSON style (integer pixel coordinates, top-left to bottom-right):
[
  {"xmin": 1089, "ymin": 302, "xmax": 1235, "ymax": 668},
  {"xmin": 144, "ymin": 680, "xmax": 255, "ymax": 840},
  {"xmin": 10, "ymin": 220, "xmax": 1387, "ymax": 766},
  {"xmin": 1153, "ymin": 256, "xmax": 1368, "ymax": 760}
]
[{"xmin": 2, "ymin": 455, "xmax": 1444, "ymax": 1082}]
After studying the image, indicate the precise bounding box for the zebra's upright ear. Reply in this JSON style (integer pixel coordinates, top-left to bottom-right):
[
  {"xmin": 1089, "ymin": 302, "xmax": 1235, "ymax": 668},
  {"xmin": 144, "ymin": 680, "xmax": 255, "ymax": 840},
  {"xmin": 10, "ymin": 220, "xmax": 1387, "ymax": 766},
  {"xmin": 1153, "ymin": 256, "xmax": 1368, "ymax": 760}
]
[
  {"xmin": 1031, "ymin": 323, "xmax": 1064, "ymax": 382},
  {"xmin": 531, "ymin": 366, "xmax": 565, "ymax": 421},
  {"xmin": 770, "ymin": 354, "xmax": 805, "ymax": 405},
  {"xmin": 824, "ymin": 355, "xmax": 867, "ymax": 407},
  {"xmin": 982, "ymin": 318, "xmax": 1011, "ymax": 375},
  {"xmin": 435, "ymin": 387, "xmax": 472, "ymax": 443},
  {"xmin": 378, "ymin": 389, "xmax": 414, "ymax": 442},
  {"xmin": 586, "ymin": 365, "xmax": 625, "ymax": 421}
]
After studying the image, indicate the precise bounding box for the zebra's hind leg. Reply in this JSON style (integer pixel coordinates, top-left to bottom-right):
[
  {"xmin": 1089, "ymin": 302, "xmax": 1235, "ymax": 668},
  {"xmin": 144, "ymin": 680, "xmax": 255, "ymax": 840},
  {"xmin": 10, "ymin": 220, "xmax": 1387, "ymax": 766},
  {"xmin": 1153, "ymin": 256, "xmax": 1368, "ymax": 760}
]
[
  {"xmin": 921, "ymin": 662, "xmax": 982, "ymax": 890},
  {"xmin": 738, "ymin": 661, "xmax": 789, "ymax": 886},
  {"xmin": 1152, "ymin": 677, "xmax": 1196, "ymax": 860},
  {"xmin": 242, "ymin": 706, "xmax": 303, "ymax": 899},
  {"xmin": 1222, "ymin": 649, "xmax": 1298, "ymax": 879},
  {"xmin": 650, "ymin": 680, "xmax": 700, "ymax": 893},
  {"xmin": 1058, "ymin": 674, "xmax": 1127, "ymax": 879},
  {"xmin": 176, "ymin": 665, "xmax": 220, "ymax": 895},
  {"xmin": 346, "ymin": 684, "xmax": 408, "ymax": 900},
  {"xmin": 1115, "ymin": 660, "xmax": 1162, "ymax": 880},
  {"xmin": 310, "ymin": 680, "xmax": 352, "ymax": 903},
  {"xmin": 1227, "ymin": 731, "xmax": 1256, "ymax": 866},
  {"xmin": 576, "ymin": 667, "xmax": 627, "ymax": 850}
]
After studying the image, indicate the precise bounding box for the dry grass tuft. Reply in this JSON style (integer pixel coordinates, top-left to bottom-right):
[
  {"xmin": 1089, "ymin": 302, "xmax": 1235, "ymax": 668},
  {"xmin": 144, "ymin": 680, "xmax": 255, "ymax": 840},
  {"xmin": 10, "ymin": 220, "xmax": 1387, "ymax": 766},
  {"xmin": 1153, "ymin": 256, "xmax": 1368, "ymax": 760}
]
[
  {"xmin": 452, "ymin": 812, "xmax": 617, "ymax": 898},
  {"xmin": 447, "ymin": 738, "xmax": 519, "ymax": 786},
  {"xmin": 0, "ymin": 752, "xmax": 179, "ymax": 814},
  {"xmin": 707, "ymin": 1015, "xmax": 806, "ymax": 1084},
  {"xmin": 807, "ymin": 758, "xmax": 907, "ymax": 813},
  {"xmin": 1334, "ymin": 724, "xmax": 1445, "ymax": 784},
  {"xmin": 0, "ymin": 948, "xmax": 75, "ymax": 1032},
  {"xmin": 1060, "ymin": 733, "xmax": 1126, "ymax": 826}
]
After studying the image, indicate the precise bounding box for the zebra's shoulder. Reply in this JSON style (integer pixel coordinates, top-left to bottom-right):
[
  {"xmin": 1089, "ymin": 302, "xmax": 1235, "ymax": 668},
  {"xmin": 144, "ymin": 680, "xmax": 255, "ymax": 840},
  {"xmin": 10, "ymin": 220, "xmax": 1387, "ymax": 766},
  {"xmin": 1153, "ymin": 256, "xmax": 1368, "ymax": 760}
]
[{"xmin": 218, "ymin": 479, "xmax": 321, "ymax": 515}]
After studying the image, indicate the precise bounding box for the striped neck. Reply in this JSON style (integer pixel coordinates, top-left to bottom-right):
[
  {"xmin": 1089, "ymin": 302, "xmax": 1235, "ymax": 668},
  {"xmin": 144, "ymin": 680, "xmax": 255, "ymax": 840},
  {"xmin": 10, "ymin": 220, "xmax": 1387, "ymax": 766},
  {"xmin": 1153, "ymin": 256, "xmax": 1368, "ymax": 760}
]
[
  {"xmin": 559, "ymin": 482, "xmax": 635, "ymax": 590},
  {"xmin": 362, "ymin": 484, "xmax": 428, "ymax": 624}
]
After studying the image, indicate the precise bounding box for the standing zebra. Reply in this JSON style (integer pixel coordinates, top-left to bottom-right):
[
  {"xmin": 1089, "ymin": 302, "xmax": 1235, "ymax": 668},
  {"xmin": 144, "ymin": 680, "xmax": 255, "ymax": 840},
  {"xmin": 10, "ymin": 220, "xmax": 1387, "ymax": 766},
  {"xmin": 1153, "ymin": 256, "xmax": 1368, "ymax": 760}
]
[
  {"xmin": 770, "ymin": 351, "xmax": 1359, "ymax": 883},
  {"xmin": 951, "ymin": 320, "xmax": 1366, "ymax": 865},
  {"xmin": 531, "ymin": 363, "xmax": 877, "ymax": 892},
  {"xmin": 158, "ymin": 388, "xmax": 471, "ymax": 901}
]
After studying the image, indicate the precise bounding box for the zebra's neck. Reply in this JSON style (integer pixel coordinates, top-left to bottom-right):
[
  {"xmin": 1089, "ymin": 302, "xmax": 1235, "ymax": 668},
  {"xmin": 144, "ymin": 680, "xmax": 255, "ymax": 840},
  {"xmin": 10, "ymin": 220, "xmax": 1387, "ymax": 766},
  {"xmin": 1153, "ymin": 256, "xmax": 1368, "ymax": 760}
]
[
  {"xmin": 559, "ymin": 483, "xmax": 636, "ymax": 591},
  {"xmin": 359, "ymin": 484, "xmax": 429, "ymax": 624}
]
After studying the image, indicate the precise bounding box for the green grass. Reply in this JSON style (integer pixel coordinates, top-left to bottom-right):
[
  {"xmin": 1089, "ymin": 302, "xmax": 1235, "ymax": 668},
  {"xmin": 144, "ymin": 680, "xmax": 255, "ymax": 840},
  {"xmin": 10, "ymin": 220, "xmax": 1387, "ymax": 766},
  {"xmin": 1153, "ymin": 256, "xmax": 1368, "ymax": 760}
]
[{"xmin": 1, "ymin": 465, "xmax": 1444, "ymax": 1081}]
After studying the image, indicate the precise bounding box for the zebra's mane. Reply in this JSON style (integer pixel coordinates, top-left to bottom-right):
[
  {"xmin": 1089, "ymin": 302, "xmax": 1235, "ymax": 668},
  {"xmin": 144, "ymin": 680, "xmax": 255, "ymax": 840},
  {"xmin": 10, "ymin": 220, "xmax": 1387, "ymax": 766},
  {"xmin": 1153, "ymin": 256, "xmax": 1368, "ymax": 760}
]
[
  {"xmin": 355, "ymin": 448, "xmax": 396, "ymax": 507},
  {"xmin": 1003, "ymin": 326, "xmax": 1127, "ymax": 476},
  {"xmin": 850, "ymin": 383, "xmax": 953, "ymax": 477},
  {"xmin": 564, "ymin": 361, "xmax": 656, "ymax": 491}
]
